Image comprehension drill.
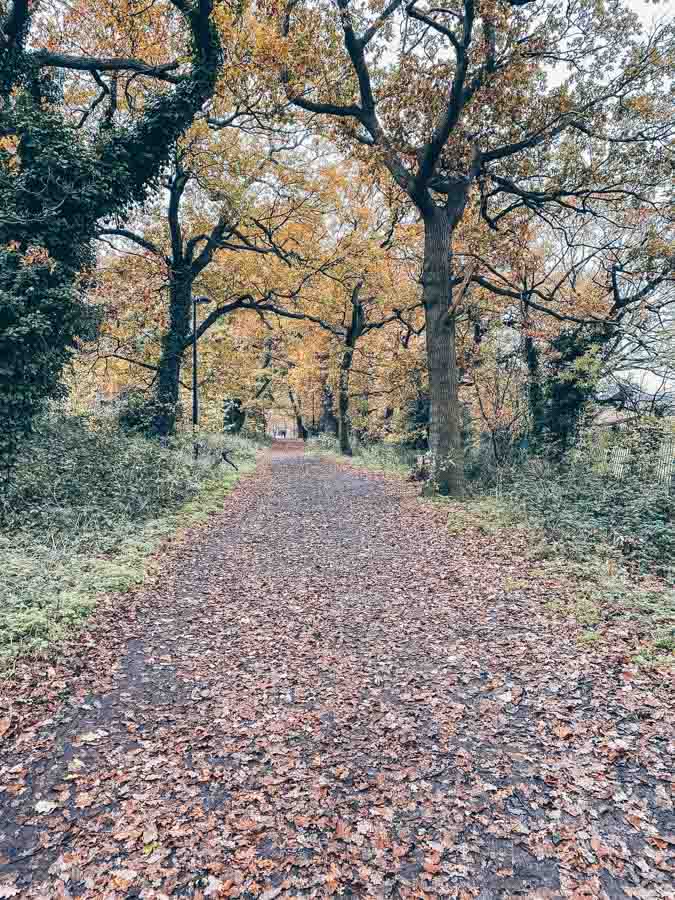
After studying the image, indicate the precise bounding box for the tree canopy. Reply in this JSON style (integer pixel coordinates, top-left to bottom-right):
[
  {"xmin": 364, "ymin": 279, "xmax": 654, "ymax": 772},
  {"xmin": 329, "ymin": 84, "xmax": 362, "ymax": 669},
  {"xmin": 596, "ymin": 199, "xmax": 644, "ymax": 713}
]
[{"xmin": 1, "ymin": 0, "xmax": 673, "ymax": 483}]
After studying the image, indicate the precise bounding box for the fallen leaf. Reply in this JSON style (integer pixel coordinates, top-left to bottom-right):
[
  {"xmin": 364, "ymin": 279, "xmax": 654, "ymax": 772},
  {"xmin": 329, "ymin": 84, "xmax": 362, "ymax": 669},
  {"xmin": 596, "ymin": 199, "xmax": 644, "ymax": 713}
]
[
  {"xmin": 554, "ymin": 724, "xmax": 574, "ymax": 740},
  {"xmin": 75, "ymin": 792, "xmax": 95, "ymax": 809},
  {"xmin": 35, "ymin": 800, "xmax": 57, "ymax": 814},
  {"xmin": 78, "ymin": 730, "xmax": 108, "ymax": 744},
  {"xmin": 0, "ymin": 885, "xmax": 20, "ymax": 899}
]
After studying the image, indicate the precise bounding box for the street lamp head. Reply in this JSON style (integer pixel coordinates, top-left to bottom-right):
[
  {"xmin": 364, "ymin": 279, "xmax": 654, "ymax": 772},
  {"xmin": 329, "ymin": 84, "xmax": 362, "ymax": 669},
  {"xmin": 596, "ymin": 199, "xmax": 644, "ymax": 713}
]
[{"xmin": 193, "ymin": 295, "xmax": 212, "ymax": 305}]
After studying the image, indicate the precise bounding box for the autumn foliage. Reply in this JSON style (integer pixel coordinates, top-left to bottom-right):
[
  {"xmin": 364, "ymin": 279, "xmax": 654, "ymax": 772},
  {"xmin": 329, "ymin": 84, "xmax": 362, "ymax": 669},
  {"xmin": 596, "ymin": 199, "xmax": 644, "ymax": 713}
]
[{"xmin": 1, "ymin": 0, "xmax": 673, "ymax": 473}]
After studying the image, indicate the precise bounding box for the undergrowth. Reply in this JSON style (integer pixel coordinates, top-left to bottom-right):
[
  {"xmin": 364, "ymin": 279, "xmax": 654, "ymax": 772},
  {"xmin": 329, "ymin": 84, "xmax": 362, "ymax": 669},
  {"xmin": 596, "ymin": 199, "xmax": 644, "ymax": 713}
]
[
  {"xmin": 452, "ymin": 457, "xmax": 674, "ymax": 665},
  {"xmin": 306, "ymin": 435, "xmax": 418, "ymax": 475},
  {"xmin": 308, "ymin": 433, "xmax": 673, "ymax": 663},
  {"xmin": 0, "ymin": 414, "xmax": 262, "ymax": 664}
]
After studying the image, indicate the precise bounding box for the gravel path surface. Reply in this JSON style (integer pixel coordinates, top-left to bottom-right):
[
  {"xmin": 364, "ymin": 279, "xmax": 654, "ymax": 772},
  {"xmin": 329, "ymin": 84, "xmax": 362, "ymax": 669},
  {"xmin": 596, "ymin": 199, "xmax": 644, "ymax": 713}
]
[{"xmin": 1, "ymin": 445, "xmax": 672, "ymax": 898}]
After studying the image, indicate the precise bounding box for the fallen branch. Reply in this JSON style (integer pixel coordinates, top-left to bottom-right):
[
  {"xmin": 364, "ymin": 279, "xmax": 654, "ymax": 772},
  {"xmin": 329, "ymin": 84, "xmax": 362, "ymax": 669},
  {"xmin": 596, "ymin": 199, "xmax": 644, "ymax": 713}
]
[{"xmin": 220, "ymin": 449, "xmax": 239, "ymax": 471}]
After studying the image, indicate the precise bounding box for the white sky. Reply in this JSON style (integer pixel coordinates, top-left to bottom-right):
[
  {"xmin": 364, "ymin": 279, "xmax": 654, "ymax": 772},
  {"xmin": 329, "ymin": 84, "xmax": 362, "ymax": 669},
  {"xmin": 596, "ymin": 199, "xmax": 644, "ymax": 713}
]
[{"xmin": 628, "ymin": 0, "xmax": 668, "ymax": 24}]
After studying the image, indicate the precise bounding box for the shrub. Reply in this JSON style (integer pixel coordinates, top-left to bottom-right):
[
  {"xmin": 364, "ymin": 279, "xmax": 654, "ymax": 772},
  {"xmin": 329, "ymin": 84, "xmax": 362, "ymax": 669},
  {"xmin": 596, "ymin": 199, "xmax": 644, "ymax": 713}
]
[
  {"xmin": 308, "ymin": 433, "xmax": 340, "ymax": 453},
  {"xmin": 115, "ymin": 390, "xmax": 159, "ymax": 437},
  {"xmin": 1, "ymin": 412, "xmax": 200, "ymax": 541},
  {"xmin": 504, "ymin": 457, "xmax": 673, "ymax": 577},
  {"xmin": 0, "ymin": 410, "xmax": 260, "ymax": 659}
]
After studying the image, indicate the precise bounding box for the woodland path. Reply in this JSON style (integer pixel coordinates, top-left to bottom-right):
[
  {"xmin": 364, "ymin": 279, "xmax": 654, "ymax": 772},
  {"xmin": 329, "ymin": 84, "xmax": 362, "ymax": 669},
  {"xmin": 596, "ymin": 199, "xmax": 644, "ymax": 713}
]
[{"xmin": 0, "ymin": 444, "xmax": 672, "ymax": 899}]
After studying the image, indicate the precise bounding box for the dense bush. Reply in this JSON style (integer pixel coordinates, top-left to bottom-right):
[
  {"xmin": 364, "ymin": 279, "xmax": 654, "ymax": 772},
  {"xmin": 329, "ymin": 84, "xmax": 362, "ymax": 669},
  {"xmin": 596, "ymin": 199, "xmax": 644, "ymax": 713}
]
[
  {"xmin": 0, "ymin": 411, "xmax": 262, "ymax": 659},
  {"xmin": 114, "ymin": 390, "xmax": 161, "ymax": 438},
  {"xmin": 1, "ymin": 413, "xmax": 201, "ymax": 542},
  {"xmin": 461, "ymin": 423, "xmax": 674, "ymax": 578},
  {"xmin": 504, "ymin": 458, "xmax": 673, "ymax": 576}
]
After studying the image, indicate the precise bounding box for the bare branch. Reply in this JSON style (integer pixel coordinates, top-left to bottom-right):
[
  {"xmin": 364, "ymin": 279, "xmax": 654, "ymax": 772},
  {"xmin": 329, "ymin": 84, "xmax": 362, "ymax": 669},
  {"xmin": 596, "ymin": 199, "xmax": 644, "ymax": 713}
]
[
  {"xmin": 96, "ymin": 228, "xmax": 166, "ymax": 261},
  {"xmin": 30, "ymin": 51, "xmax": 183, "ymax": 83}
]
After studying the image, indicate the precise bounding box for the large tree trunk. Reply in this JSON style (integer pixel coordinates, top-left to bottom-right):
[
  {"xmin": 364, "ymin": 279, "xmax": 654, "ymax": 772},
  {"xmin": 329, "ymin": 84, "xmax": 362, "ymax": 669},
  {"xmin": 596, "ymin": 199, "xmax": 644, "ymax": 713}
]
[
  {"xmin": 337, "ymin": 346, "xmax": 354, "ymax": 456},
  {"xmin": 422, "ymin": 209, "xmax": 464, "ymax": 497},
  {"xmin": 154, "ymin": 275, "xmax": 191, "ymax": 437}
]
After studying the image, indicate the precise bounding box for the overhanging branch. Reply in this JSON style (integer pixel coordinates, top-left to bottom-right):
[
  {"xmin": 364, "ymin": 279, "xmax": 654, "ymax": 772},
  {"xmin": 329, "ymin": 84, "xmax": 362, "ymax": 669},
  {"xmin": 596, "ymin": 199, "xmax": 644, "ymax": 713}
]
[{"xmin": 31, "ymin": 52, "xmax": 183, "ymax": 83}]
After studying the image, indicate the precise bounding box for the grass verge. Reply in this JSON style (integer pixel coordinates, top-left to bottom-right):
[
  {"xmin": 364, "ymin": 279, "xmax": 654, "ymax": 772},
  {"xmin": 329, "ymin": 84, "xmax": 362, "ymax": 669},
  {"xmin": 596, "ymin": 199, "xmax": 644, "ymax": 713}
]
[
  {"xmin": 0, "ymin": 419, "xmax": 261, "ymax": 667},
  {"xmin": 444, "ymin": 495, "xmax": 674, "ymax": 666}
]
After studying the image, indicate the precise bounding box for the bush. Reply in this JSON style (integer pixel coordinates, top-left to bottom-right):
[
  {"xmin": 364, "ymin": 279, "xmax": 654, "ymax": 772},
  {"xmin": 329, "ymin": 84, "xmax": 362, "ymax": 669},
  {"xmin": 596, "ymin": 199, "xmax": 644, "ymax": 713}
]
[
  {"xmin": 1, "ymin": 412, "xmax": 200, "ymax": 542},
  {"xmin": 503, "ymin": 457, "xmax": 674, "ymax": 577},
  {"xmin": 306, "ymin": 434, "xmax": 340, "ymax": 454},
  {"xmin": 115, "ymin": 389, "xmax": 159, "ymax": 437},
  {"xmin": 354, "ymin": 441, "xmax": 419, "ymax": 474},
  {"xmin": 0, "ymin": 411, "xmax": 261, "ymax": 660}
]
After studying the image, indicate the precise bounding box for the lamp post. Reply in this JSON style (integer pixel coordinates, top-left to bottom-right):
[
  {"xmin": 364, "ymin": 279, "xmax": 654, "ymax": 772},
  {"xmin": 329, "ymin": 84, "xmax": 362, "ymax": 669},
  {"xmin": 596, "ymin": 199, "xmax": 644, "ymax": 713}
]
[{"xmin": 192, "ymin": 295, "xmax": 211, "ymax": 454}]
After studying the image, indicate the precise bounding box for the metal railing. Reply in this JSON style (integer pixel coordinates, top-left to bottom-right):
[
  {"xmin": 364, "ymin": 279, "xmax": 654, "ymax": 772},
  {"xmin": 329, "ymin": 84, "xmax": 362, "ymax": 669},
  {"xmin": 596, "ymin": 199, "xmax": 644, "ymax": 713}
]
[{"xmin": 586, "ymin": 430, "xmax": 674, "ymax": 488}]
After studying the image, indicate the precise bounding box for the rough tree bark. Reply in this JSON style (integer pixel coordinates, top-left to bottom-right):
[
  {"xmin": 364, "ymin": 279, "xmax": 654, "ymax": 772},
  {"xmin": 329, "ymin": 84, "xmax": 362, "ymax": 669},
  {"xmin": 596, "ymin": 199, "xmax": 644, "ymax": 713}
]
[
  {"xmin": 337, "ymin": 344, "xmax": 355, "ymax": 456},
  {"xmin": 154, "ymin": 273, "xmax": 192, "ymax": 436},
  {"xmin": 422, "ymin": 208, "xmax": 464, "ymax": 496}
]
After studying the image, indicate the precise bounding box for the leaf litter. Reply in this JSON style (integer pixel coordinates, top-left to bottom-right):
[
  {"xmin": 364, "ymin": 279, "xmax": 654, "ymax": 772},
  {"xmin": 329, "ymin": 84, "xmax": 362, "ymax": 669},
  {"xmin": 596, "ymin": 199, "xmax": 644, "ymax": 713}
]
[{"xmin": 0, "ymin": 445, "xmax": 672, "ymax": 898}]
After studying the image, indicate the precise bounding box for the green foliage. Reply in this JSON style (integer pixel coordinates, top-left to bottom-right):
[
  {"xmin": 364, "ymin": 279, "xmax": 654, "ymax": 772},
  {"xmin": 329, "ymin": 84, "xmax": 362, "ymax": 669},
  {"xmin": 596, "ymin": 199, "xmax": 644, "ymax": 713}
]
[
  {"xmin": 466, "ymin": 423, "xmax": 674, "ymax": 578},
  {"xmin": 0, "ymin": 412, "xmax": 260, "ymax": 662},
  {"xmin": 527, "ymin": 330, "xmax": 607, "ymax": 459},
  {"xmin": 353, "ymin": 441, "xmax": 419, "ymax": 474},
  {"xmin": 306, "ymin": 434, "xmax": 341, "ymax": 454},
  {"xmin": 345, "ymin": 419, "xmax": 674, "ymax": 659},
  {"xmin": 393, "ymin": 394, "xmax": 430, "ymax": 451},
  {"xmin": 0, "ymin": 89, "xmax": 103, "ymax": 463},
  {"xmin": 446, "ymin": 498, "xmax": 520, "ymax": 535},
  {"xmin": 0, "ymin": 4, "xmax": 222, "ymax": 466},
  {"xmin": 115, "ymin": 390, "xmax": 160, "ymax": 437},
  {"xmin": 1, "ymin": 413, "xmax": 194, "ymax": 532},
  {"xmin": 223, "ymin": 398, "xmax": 246, "ymax": 433},
  {"xmin": 505, "ymin": 457, "xmax": 673, "ymax": 577}
]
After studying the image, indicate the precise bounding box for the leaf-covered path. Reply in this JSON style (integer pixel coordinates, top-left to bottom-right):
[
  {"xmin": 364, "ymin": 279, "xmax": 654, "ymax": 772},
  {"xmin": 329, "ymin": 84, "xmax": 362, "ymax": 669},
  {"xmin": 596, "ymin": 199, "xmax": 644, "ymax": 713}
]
[{"xmin": 1, "ymin": 446, "xmax": 672, "ymax": 899}]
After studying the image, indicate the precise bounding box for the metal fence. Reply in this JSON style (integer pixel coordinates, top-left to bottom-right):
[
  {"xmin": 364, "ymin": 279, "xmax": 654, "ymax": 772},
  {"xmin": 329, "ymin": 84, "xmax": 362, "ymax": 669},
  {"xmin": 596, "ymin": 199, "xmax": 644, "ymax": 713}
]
[{"xmin": 586, "ymin": 429, "xmax": 674, "ymax": 488}]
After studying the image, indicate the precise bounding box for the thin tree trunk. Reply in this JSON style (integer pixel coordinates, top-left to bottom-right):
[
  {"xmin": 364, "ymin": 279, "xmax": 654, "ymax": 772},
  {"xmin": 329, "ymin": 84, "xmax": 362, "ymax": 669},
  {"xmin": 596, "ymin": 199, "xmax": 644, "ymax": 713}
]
[
  {"xmin": 338, "ymin": 346, "xmax": 354, "ymax": 456},
  {"xmin": 422, "ymin": 209, "xmax": 464, "ymax": 497},
  {"xmin": 288, "ymin": 388, "xmax": 308, "ymax": 440},
  {"xmin": 154, "ymin": 275, "xmax": 191, "ymax": 437}
]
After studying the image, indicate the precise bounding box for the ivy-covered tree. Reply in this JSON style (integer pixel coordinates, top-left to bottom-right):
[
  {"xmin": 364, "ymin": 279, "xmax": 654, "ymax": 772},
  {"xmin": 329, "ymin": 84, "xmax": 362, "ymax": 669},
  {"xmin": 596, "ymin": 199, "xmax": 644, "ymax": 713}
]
[
  {"xmin": 92, "ymin": 132, "xmax": 339, "ymax": 437},
  {"xmin": 472, "ymin": 207, "xmax": 674, "ymax": 457},
  {"xmin": 0, "ymin": 0, "xmax": 222, "ymax": 466}
]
